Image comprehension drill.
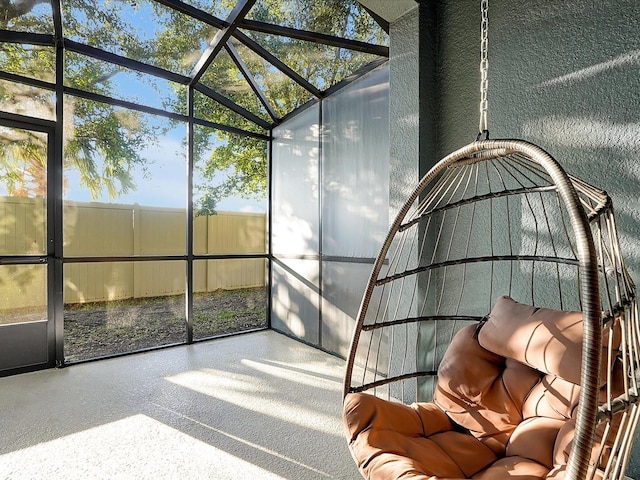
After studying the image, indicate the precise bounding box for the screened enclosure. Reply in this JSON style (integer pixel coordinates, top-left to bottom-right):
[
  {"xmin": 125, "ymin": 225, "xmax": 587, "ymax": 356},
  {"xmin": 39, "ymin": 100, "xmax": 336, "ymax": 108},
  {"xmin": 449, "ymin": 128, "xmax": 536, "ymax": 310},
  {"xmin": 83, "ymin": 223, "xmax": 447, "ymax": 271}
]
[{"xmin": 0, "ymin": 0, "xmax": 390, "ymax": 374}]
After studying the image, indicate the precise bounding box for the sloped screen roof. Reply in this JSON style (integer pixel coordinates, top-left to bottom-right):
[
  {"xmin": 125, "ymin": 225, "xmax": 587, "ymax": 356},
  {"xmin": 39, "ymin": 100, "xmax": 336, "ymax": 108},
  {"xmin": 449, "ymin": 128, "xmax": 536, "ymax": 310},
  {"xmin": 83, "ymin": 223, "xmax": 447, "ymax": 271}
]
[{"xmin": 0, "ymin": 0, "xmax": 388, "ymax": 134}]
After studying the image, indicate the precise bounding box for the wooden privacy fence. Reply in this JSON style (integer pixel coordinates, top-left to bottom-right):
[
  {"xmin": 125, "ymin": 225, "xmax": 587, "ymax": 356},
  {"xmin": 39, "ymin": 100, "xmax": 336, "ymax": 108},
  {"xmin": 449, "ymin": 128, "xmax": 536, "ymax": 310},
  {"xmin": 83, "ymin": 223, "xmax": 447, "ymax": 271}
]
[{"xmin": 1, "ymin": 197, "xmax": 266, "ymax": 308}]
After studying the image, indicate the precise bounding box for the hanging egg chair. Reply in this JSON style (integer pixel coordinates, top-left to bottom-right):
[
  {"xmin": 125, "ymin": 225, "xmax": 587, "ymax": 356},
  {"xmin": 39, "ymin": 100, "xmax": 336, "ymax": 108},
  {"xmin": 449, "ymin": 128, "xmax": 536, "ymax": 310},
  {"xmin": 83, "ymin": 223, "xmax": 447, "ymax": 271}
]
[{"xmin": 341, "ymin": 3, "xmax": 639, "ymax": 480}]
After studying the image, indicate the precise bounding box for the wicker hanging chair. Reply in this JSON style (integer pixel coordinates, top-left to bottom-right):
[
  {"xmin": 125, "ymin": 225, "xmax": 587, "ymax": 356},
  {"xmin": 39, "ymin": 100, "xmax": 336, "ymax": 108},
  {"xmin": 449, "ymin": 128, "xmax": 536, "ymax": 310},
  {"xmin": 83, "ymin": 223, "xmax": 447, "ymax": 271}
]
[{"xmin": 342, "ymin": 139, "xmax": 639, "ymax": 480}]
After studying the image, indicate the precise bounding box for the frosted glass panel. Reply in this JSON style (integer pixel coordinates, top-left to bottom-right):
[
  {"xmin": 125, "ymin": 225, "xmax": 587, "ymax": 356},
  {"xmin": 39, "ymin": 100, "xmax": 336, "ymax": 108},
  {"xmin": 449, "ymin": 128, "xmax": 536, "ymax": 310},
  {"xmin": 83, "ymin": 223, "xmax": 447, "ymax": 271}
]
[
  {"xmin": 322, "ymin": 66, "xmax": 390, "ymax": 258},
  {"xmin": 321, "ymin": 261, "xmax": 373, "ymax": 357},
  {"xmin": 272, "ymin": 105, "xmax": 320, "ymax": 256},
  {"xmin": 271, "ymin": 260, "xmax": 319, "ymax": 344},
  {"xmin": 320, "ymin": 65, "xmax": 390, "ymax": 354},
  {"xmin": 270, "ymin": 66, "xmax": 389, "ymax": 354}
]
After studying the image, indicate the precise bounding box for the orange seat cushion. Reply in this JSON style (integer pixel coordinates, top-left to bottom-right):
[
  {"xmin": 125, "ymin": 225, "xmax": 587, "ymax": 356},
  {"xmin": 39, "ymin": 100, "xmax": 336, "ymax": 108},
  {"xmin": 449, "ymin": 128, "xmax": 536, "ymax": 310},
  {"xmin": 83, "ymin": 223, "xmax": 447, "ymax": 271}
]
[
  {"xmin": 472, "ymin": 457, "xmax": 550, "ymax": 480},
  {"xmin": 344, "ymin": 393, "xmax": 499, "ymax": 479},
  {"xmin": 434, "ymin": 324, "xmax": 542, "ymax": 454},
  {"xmin": 478, "ymin": 296, "xmax": 616, "ymax": 385},
  {"xmin": 342, "ymin": 296, "xmax": 610, "ymax": 480}
]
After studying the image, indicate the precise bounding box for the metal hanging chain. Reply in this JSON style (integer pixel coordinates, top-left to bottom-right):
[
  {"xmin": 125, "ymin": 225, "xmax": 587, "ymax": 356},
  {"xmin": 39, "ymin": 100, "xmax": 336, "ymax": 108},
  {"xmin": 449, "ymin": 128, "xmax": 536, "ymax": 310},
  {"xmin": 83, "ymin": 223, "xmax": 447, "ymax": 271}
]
[{"xmin": 478, "ymin": 0, "xmax": 489, "ymax": 139}]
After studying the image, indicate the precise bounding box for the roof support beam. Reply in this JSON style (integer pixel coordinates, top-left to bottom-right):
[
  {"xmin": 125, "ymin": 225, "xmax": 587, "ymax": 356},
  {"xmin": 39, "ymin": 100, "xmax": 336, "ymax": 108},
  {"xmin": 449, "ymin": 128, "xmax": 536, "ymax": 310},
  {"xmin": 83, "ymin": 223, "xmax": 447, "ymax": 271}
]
[
  {"xmin": 51, "ymin": 0, "xmax": 63, "ymax": 41},
  {"xmin": 323, "ymin": 57, "xmax": 388, "ymax": 97},
  {"xmin": 225, "ymin": 41, "xmax": 279, "ymax": 122},
  {"xmin": 232, "ymin": 30, "xmax": 321, "ymax": 98},
  {"xmin": 0, "ymin": 30, "xmax": 54, "ymax": 46},
  {"xmin": 64, "ymin": 85, "xmax": 269, "ymax": 140},
  {"xmin": 0, "ymin": 70, "xmax": 54, "ymax": 90},
  {"xmin": 66, "ymin": 40, "xmax": 270, "ymax": 129},
  {"xmin": 360, "ymin": 5, "xmax": 389, "ymax": 34},
  {"xmin": 0, "ymin": 0, "xmax": 390, "ymax": 131},
  {"xmin": 65, "ymin": 40, "xmax": 190, "ymax": 85},
  {"xmin": 194, "ymin": 83, "xmax": 272, "ymax": 130},
  {"xmin": 189, "ymin": 0, "xmax": 257, "ymax": 85},
  {"xmin": 238, "ymin": 19, "xmax": 388, "ymax": 57}
]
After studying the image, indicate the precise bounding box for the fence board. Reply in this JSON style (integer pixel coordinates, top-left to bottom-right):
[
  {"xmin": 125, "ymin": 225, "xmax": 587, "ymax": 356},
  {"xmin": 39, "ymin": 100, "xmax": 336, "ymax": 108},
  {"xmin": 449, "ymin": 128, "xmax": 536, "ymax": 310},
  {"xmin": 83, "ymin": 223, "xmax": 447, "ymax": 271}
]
[
  {"xmin": 208, "ymin": 212, "xmax": 266, "ymax": 254},
  {"xmin": 0, "ymin": 196, "xmax": 45, "ymax": 255},
  {"xmin": 0, "ymin": 197, "xmax": 266, "ymax": 308},
  {"xmin": 64, "ymin": 201, "xmax": 134, "ymax": 257},
  {"xmin": 0, "ymin": 264, "xmax": 47, "ymax": 322},
  {"xmin": 138, "ymin": 206, "xmax": 186, "ymax": 255}
]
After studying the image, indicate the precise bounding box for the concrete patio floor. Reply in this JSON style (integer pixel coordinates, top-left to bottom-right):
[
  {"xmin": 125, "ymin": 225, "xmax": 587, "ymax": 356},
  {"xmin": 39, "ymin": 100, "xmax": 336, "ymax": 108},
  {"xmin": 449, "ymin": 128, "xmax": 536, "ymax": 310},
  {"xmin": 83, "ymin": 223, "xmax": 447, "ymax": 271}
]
[{"xmin": 0, "ymin": 330, "xmax": 359, "ymax": 480}]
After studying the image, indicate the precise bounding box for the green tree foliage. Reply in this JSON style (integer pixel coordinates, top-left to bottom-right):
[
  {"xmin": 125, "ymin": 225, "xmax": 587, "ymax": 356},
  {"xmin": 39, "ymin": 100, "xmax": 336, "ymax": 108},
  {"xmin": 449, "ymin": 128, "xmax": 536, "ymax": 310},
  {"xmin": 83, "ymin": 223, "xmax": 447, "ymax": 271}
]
[
  {"xmin": 0, "ymin": 0, "xmax": 386, "ymax": 209},
  {"xmin": 0, "ymin": 0, "xmax": 157, "ymax": 199}
]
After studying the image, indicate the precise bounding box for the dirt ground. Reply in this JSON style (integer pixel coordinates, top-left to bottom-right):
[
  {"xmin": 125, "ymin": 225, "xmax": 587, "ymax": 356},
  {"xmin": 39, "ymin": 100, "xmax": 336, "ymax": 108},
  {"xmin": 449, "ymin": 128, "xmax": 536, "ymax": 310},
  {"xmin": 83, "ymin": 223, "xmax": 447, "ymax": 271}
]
[{"xmin": 63, "ymin": 287, "xmax": 267, "ymax": 362}]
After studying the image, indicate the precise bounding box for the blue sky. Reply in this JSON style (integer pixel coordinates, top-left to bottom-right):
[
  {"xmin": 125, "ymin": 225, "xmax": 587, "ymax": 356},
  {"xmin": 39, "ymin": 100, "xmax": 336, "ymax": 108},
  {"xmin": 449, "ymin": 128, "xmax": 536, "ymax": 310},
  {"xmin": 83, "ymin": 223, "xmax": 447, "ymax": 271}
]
[
  {"xmin": 62, "ymin": 70, "xmax": 267, "ymax": 214},
  {"xmin": 64, "ymin": 140, "xmax": 267, "ymax": 214},
  {"xmin": 63, "ymin": 121, "xmax": 267, "ymax": 214}
]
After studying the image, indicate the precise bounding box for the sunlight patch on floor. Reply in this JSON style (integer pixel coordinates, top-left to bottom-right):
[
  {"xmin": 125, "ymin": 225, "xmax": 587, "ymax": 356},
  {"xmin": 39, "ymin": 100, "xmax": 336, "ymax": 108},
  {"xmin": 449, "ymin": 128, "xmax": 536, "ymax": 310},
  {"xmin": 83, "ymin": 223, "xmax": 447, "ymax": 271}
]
[
  {"xmin": 165, "ymin": 367, "xmax": 340, "ymax": 436},
  {"xmin": 240, "ymin": 358, "xmax": 340, "ymax": 389},
  {"xmin": 0, "ymin": 414, "xmax": 288, "ymax": 480}
]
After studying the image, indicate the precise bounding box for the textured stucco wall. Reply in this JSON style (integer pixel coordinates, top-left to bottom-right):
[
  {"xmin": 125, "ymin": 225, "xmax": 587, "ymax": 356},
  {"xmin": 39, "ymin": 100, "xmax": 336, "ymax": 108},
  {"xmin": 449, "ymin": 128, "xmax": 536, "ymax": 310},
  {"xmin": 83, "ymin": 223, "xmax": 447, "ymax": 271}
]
[
  {"xmin": 437, "ymin": 0, "xmax": 640, "ymax": 284},
  {"xmin": 389, "ymin": 6, "xmax": 420, "ymax": 218}
]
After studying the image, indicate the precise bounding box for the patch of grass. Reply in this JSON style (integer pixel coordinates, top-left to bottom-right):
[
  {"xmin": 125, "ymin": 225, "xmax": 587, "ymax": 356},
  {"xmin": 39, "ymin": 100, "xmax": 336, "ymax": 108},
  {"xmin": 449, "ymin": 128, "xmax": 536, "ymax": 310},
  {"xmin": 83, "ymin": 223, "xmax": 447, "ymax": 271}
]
[
  {"xmin": 195, "ymin": 308, "xmax": 237, "ymax": 331},
  {"xmin": 65, "ymin": 294, "xmax": 183, "ymax": 312},
  {"xmin": 64, "ymin": 287, "xmax": 267, "ymax": 362},
  {"xmin": 0, "ymin": 305, "xmax": 47, "ymax": 325}
]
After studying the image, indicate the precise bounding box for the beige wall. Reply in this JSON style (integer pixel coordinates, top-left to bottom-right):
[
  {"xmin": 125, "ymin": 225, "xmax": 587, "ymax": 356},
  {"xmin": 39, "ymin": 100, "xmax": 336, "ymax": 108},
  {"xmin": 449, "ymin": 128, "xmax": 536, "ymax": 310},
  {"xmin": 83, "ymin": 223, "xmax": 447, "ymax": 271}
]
[{"xmin": 1, "ymin": 197, "xmax": 266, "ymax": 308}]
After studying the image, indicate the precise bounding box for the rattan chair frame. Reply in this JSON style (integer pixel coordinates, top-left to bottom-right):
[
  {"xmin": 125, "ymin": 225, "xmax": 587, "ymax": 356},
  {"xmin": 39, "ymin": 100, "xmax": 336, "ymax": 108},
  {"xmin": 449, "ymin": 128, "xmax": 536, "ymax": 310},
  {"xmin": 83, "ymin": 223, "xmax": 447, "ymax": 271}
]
[{"xmin": 343, "ymin": 139, "xmax": 639, "ymax": 480}]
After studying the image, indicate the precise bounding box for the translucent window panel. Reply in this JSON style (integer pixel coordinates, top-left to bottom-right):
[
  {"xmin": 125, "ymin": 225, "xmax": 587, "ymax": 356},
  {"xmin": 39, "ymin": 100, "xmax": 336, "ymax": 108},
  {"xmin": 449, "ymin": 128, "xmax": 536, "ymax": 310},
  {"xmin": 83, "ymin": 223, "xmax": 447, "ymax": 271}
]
[
  {"xmin": 63, "ymin": 260, "xmax": 187, "ymax": 362},
  {"xmin": 246, "ymin": 0, "xmax": 388, "ymax": 45},
  {"xmin": 321, "ymin": 65, "xmax": 389, "ymax": 258},
  {"xmin": 0, "ymin": 0, "xmax": 54, "ymax": 34},
  {"xmin": 193, "ymin": 89, "xmax": 267, "ymax": 134},
  {"xmin": 229, "ymin": 38, "xmax": 314, "ymax": 118},
  {"xmin": 272, "ymin": 104, "xmax": 320, "ymax": 256},
  {"xmin": 192, "ymin": 125, "xmax": 267, "ymax": 252},
  {"xmin": 64, "ymin": 52, "xmax": 187, "ymax": 114},
  {"xmin": 0, "ymin": 44, "xmax": 55, "ymax": 83},
  {"xmin": 271, "ymin": 259, "xmax": 319, "ymax": 345},
  {"xmin": 62, "ymin": 0, "xmax": 219, "ymax": 76},
  {"xmin": 0, "ymin": 79, "xmax": 55, "ymax": 121},
  {"xmin": 321, "ymin": 260, "xmax": 372, "ymax": 356},
  {"xmin": 199, "ymin": 47, "xmax": 271, "ymax": 122},
  {"xmin": 0, "ymin": 264, "xmax": 47, "ymax": 325},
  {"xmin": 241, "ymin": 30, "xmax": 384, "ymax": 91},
  {"xmin": 192, "ymin": 258, "xmax": 267, "ymax": 340}
]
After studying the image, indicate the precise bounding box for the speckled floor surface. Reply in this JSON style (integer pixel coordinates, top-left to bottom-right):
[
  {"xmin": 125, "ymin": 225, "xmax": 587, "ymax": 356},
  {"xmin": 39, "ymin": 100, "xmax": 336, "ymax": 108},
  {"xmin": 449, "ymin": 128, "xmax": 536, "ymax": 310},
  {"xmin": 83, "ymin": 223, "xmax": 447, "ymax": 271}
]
[{"xmin": 0, "ymin": 331, "xmax": 360, "ymax": 480}]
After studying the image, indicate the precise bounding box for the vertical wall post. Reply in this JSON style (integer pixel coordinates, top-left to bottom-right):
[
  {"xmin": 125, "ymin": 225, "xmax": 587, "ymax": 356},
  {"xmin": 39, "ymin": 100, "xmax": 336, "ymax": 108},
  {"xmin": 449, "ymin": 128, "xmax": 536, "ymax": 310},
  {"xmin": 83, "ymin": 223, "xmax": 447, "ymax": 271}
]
[
  {"xmin": 185, "ymin": 87, "xmax": 195, "ymax": 344},
  {"xmin": 317, "ymin": 99, "xmax": 324, "ymax": 349},
  {"xmin": 52, "ymin": 0, "xmax": 65, "ymax": 367},
  {"xmin": 267, "ymin": 128, "xmax": 273, "ymax": 329}
]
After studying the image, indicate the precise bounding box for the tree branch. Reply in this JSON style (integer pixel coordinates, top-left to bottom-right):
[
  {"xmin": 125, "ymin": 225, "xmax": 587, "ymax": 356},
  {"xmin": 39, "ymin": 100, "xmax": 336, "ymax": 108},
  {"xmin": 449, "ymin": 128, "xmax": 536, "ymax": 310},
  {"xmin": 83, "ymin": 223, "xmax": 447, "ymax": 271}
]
[{"xmin": 0, "ymin": 0, "xmax": 48, "ymax": 24}]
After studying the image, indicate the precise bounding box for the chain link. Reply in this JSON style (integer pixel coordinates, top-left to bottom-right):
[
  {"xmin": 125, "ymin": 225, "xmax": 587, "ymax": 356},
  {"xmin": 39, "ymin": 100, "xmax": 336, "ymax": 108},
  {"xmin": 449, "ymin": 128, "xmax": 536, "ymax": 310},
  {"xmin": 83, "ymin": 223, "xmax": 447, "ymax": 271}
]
[{"xmin": 478, "ymin": 0, "xmax": 489, "ymax": 137}]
